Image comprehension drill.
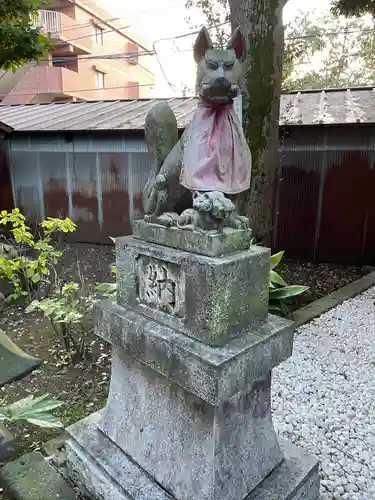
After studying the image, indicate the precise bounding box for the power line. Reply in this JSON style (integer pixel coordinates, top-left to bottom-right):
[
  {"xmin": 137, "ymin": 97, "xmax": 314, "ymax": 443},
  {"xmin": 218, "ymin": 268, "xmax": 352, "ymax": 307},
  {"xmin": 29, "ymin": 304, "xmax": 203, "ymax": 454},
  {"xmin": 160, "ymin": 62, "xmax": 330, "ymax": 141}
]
[
  {"xmin": 3, "ymin": 82, "xmax": 154, "ymax": 97},
  {"xmin": 152, "ymin": 22, "xmax": 375, "ymax": 44},
  {"xmin": 286, "ymin": 26, "xmax": 375, "ymax": 40},
  {"xmin": 59, "ymin": 23, "xmax": 132, "ymax": 44},
  {"xmin": 29, "ymin": 36, "xmax": 375, "ymax": 67},
  {"xmin": 27, "ymin": 45, "xmax": 375, "ymax": 76},
  {"xmin": 48, "ymin": 24, "xmax": 375, "ymax": 53}
]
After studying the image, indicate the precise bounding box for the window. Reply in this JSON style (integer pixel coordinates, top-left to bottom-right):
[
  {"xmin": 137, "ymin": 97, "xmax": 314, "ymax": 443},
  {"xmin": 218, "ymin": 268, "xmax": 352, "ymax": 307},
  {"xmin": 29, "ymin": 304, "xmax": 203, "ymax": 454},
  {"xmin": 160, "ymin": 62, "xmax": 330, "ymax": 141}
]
[
  {"xmin": 92, "ymin": 24, "xmax": 103, "ymax": 45},
  {"xmin": 95, "ymin": 70, "xmax": 105, "ymax": 89}
]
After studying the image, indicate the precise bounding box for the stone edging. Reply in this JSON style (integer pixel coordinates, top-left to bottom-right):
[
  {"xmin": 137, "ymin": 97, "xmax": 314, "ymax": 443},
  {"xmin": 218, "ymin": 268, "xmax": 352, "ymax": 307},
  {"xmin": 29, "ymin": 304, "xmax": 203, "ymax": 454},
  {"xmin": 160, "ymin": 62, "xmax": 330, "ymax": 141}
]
[{"xmin": 292, "ymin": 271, "xmax": 375, "ymax": 329}]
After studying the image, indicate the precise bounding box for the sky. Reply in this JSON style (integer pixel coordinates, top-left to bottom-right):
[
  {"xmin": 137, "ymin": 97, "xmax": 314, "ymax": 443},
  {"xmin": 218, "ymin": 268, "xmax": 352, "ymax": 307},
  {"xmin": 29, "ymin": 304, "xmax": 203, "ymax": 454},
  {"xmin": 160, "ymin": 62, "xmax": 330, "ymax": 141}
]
[{"xmin": 102, "ymin": 0, "xmax": 332, "ymax": 97}]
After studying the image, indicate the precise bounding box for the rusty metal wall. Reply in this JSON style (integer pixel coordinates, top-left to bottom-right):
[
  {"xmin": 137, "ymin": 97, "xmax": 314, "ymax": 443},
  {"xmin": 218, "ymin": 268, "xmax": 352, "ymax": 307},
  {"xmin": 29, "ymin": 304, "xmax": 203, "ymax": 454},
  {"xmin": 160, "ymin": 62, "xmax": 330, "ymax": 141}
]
[
  {"xmin": 7, "ymin": 126, "xmax": 375, "ymax": 263},
  {"xmin": 274, "ymin": 125, "xmax": 375, "ymax": 264},
  {"xmin": 0, "ymin": 139, "xmax": 14, "ymax": 214},
  {"xmin": 7, "ymin": 132, "xmax": 150, "ymax": 243}
]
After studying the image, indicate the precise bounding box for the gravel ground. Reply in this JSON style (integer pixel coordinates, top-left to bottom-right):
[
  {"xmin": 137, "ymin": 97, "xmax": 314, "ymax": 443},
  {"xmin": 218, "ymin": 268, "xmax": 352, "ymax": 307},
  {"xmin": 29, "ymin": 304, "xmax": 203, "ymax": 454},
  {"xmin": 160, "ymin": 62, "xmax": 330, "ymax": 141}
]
[{"xmin": 272, "ymin": 286, "xmax": 375, "ymax": 500}]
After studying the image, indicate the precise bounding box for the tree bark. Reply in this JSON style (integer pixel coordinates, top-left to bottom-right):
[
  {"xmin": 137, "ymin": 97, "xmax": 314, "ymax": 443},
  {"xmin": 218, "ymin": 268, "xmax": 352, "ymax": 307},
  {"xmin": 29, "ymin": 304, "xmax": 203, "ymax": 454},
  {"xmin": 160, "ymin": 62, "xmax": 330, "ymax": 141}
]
[{"xmin": 228, "ymin": 0, "xmax": 286, "ymax": 245}]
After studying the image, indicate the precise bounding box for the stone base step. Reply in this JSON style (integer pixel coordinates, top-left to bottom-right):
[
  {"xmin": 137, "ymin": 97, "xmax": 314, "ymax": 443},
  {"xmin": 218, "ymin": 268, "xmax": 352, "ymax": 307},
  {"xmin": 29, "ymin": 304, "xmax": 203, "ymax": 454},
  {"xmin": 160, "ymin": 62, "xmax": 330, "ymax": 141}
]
[{"xmin": 66, "ymin": 412, "xmax": 320, "ymax": 500}]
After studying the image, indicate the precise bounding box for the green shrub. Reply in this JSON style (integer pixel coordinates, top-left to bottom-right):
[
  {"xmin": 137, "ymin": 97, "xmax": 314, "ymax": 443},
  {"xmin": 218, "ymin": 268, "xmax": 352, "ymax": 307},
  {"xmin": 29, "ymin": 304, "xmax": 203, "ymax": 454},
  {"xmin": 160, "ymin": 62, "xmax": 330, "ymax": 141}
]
[
  {"xmin": 0, "ymin": 209, "xmax": 76, "ymax": 302},
  {"xmin": 26, "ymin": 282, "xmax": 95, "ymax": 359},
  {"xmin": 26, "ymin": 269, "xmax": 116, "ymax": 360}
]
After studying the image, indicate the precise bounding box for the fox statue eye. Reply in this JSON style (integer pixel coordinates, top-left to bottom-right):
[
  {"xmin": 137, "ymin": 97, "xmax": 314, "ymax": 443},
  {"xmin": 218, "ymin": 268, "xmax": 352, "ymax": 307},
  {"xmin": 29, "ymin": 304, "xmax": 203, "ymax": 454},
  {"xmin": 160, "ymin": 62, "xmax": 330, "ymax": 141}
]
[{"xmin": 206, "ymin": 60, "xmax": 218, "ymax": 71}]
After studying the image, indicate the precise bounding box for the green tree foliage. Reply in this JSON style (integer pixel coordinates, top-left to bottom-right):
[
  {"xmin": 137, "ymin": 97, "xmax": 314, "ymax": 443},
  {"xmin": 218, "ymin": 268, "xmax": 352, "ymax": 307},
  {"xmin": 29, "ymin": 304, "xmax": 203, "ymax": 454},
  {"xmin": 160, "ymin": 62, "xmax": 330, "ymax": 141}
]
[
  {"xmin": 331, "ymin": 0, "xmax": 375, "ymax": 16},
  {"xmin": 186, "ymin": 2, "xmax": 375, "ymax": 92},
  {"xmin": 284, "ymin": 11, "xmax": 375, "ymax": 90},
  {"xmin": 186, "ymin": 0, "xmax": 230, "ymax": 47},
  {"xmin": 0, "ymin": 0, "xmax": 51, "ymax": 70}
]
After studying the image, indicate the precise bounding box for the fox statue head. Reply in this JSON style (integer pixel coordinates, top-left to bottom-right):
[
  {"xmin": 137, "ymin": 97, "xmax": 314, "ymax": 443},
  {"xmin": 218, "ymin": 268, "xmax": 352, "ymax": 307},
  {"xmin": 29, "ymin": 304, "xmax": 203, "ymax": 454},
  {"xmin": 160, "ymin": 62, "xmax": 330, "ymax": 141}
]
[{"xmin": 193, "ymin": 26, "xmax": 245, "ymax": 105}]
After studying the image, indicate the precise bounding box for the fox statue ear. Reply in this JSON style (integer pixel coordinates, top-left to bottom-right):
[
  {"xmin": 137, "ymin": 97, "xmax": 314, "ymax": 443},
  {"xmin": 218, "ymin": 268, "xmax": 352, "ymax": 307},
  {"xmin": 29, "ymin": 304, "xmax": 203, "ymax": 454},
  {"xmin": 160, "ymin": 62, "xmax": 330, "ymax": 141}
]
[
  {"xmin": 226, "ymin": 27, "xmax": 245, "ymax": 60},
  {"xmin": 193, "ymin": 26, "xmax": 213, "ymax": 63}
]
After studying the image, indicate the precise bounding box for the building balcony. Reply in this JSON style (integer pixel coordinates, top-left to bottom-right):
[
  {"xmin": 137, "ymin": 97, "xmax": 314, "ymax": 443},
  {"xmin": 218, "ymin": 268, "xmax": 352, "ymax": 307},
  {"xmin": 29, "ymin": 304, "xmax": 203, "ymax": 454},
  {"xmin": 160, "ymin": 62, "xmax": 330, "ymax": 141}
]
[
  {"xmin": 31, "ymin": 10, "xmax": 92, "ymax": 55},
  {"xmin": 1, "ymin": 65, "xmax": 87, "ymax": 105}
]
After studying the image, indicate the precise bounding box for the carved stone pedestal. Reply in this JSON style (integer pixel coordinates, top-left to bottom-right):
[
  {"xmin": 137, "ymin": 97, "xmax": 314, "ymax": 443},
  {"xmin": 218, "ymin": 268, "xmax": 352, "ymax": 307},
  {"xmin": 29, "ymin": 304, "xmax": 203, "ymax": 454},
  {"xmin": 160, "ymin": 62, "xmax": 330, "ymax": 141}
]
[{"xmin": 65, "ymin": 223, "xmax": 320, "ymax": 500}]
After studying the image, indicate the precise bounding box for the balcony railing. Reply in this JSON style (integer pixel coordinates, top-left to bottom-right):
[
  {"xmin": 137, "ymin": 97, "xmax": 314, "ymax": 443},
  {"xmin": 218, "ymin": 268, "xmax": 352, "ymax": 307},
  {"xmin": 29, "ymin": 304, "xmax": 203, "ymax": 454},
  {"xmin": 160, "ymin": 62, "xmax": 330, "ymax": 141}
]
[
  {"xmin": 31, "ymin": 10, "xmax": 61, "ymax": 35},
  {"xmin": 31, "ymin": 9, "xmax": 91, "ymax": 54}
]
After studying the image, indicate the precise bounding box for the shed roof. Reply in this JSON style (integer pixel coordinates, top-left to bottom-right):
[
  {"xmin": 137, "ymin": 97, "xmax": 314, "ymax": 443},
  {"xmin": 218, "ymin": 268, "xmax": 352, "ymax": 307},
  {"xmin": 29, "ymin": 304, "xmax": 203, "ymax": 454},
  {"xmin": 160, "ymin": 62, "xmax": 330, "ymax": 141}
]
[
  {"xmin": 0, "ymin": 120, "xmax": 13, "ymax": 133},
  {"xmin": 0, "ymin": 87, "xmax": 375, "ymax": 132}
]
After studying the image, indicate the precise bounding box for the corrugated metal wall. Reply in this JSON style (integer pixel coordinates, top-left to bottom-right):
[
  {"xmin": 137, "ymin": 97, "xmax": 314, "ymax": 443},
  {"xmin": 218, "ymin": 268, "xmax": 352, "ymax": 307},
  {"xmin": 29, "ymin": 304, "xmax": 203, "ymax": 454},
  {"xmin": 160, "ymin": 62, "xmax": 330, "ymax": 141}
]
[
  {"xmin": 7, "ymin": 132, "xmax": 150, "ymax": 243},
  {"xmin": 274, "ymin": 125, "xmax": 375, "ymax": 264},
  {"xmin": 6, "ymin": 126, "xmax": 375, "ymax": 264},
  {"xmin": 0, "ymin": 139, "xmax": 14, "ymax": 214}
]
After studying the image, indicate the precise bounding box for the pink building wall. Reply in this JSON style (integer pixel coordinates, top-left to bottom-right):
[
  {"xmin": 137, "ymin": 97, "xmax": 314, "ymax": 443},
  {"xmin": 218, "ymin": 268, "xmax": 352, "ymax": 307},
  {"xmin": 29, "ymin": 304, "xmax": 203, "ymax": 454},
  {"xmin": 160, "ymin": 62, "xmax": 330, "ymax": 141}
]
[{"xmin": 0, "ymin": 0, "xmax": 155, "ymax": 104}]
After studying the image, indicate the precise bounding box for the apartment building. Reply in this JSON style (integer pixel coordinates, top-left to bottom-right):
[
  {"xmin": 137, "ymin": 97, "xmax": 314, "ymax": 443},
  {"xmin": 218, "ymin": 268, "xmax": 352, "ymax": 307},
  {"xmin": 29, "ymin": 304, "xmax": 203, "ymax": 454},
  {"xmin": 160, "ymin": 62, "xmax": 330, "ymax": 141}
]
[{"xmin": 0, "ymin": 0, "xmax": 155, "ymax": 104}]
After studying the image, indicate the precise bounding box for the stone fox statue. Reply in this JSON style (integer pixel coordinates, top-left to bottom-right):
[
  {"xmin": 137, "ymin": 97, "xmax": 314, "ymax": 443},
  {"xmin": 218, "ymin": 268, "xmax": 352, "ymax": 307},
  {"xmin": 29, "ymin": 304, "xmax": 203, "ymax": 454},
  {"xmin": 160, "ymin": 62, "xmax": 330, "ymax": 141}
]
[{"xmin": 142, "ymin": 26, "xmax": 252, "ymax": 226}]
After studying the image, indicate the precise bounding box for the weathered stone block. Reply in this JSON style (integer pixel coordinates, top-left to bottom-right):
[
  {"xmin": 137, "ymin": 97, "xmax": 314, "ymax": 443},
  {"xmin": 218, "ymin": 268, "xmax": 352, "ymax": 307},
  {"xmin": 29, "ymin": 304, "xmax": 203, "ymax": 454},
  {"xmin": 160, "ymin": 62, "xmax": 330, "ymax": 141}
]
[
  {"xmin": 0, "ymin": 452, "xmax": 76, "ymax": 500},
  {"xmin": 116, "ymin": 236, "xmax": 269, "ymax": 345},
  {"xmin": 66, "ymin": 413, "xmax": 320, "ymax": 500},
  {"xmin": 133, "ymin": 220, "xmax": 253, "ymax": 257},
  {"xmin": 100, "ymin": 349, "xmax": 282, "ymax": 500},
  {"xmin": 96, "ymin": 303, "xmax": 294, "ymax": 405},
  {"xmin": 92, "ymin": 305, "xmax": 294, "ymax": 500}
]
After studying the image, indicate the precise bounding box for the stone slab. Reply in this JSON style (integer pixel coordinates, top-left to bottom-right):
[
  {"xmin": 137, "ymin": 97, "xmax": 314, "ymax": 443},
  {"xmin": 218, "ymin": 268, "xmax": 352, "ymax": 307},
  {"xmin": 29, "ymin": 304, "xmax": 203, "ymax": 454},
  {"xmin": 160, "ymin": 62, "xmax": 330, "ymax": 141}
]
[
  {"xmin": 66, "ymin": 413, "xmax": 320, "ymax": 500},
  {"xmin": 0, "ymin": 451, "xmax": 77, "ymax": 500},
  {"xmin": 115, "ymin": 236, "xmax": 269, "ymax": 345},
  {"xmin": 96, "ymin": 302, "xmax": 293, "ymax": 405},
  {"xmin": 0, "ymin": 333, "xmax": 41, "ymax": 388},
  {"xmin": 132, "ymin": 219, "xmax": 253, "ymax": 257}
]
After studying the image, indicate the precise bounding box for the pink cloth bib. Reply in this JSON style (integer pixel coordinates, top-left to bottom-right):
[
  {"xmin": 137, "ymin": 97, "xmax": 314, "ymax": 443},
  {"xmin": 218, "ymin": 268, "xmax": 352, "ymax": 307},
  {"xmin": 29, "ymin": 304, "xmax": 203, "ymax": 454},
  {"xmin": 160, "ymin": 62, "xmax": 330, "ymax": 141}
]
[{"xmin": 180, "ymin": 102, "xmax": 252, "ymax": 195}]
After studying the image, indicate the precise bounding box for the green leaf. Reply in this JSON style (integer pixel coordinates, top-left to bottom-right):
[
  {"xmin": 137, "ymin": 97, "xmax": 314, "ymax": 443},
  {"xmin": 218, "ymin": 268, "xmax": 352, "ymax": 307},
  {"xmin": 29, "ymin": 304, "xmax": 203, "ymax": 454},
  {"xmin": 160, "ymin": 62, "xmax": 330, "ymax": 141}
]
[
  {"xmin": 19, "ymin": 398, "xmax": 63, "ymax": 415},
  {"xmin": 6, "ymin": 394, "xmax": 50, "ymax": 414},
  {"xmin": 96, "ymin": 283, "xmax": 117, "ymax": 293},
  {"xmin": 24, "ymin": 415, "xmax": 63, "ymax": 428},
  {"xmin": 26, "ymin": 267, "xmax": 35, "ymax": 278},
  {"xmin": 26, "ymin": 300, "xmax": 40, "ymax": 313},
  {"xmin": 270, "ymin": 251, "xmax": 284, "ymax": 270},
  {"xmin": 269, "ymin": 303, "xmax": 283, "ymax": 314},
  {"xmin": 1, "ymin": 394, "xmax": 63, "ymax": 428},
  {"xmin": 269, "ymin": 270, "xmax": 288, "ymax": 287},
  {"xmin": 31, "ymin": 272, "xmax": 41, "ymax": 283},
  {"xmin": 269, "ymin": 285, "xmax": 309, "ymax": 300}
]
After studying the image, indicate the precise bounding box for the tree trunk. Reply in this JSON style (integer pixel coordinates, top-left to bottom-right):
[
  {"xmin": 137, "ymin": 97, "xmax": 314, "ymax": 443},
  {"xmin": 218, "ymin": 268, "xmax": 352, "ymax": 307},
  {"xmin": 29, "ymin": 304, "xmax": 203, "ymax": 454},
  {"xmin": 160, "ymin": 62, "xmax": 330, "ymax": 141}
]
[{"xmin": 228, "ymin": 0, "xmax": 286, "ymax": 245}]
